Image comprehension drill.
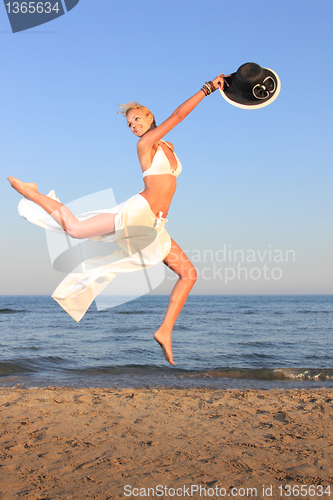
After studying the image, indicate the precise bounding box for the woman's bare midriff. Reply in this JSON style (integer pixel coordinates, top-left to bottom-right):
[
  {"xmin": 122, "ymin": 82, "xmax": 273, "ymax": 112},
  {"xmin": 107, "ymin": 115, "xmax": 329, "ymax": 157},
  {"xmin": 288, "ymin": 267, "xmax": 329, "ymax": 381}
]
[{"xmin": 138, "ymin": 176, "xmax": 176, "ymax": 218}]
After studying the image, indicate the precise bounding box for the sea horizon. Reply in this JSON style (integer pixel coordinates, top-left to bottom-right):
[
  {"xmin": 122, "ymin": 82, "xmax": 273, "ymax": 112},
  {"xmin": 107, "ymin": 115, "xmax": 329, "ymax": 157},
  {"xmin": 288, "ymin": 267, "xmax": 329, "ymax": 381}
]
[{"xmin": 1, "ymin": 294, "xmax": 332, "ymax": 391}]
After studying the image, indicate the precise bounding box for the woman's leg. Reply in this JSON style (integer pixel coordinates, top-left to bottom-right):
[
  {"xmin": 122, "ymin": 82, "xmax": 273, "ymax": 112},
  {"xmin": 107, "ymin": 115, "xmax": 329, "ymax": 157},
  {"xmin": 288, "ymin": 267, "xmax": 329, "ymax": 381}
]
[
  {"xmin": 154, "ymin": 238, "xmax": 197, "ymax": 364},
  {"xmin": 7, "ymin": 177, "xmax": 116, "ymax": 239}
]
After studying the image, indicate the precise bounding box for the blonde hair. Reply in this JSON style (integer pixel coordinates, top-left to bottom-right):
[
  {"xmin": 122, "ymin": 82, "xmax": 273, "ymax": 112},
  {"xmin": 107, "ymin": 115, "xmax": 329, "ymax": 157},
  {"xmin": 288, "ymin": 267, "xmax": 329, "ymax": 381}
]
[{"xmin": 117, "ymin": 101, "xmax": 157, "ymax": 128}]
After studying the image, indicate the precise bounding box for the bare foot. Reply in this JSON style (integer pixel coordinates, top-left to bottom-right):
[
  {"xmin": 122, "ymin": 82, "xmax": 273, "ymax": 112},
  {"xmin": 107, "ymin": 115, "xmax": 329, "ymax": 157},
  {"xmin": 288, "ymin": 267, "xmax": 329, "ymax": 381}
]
[
  {"xmin": 7, "ymin": 177, "xmax": 38, "ymax": 198},
  {"xmin": 154, "ymin": 328, "xmax": 175, "ymax": 365}
]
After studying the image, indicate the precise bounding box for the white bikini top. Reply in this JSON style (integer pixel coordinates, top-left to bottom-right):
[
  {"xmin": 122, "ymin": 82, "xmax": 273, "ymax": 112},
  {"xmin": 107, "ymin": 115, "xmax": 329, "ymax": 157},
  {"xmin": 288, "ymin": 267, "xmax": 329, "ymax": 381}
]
[{"xmin": 142, "ymin": 140, "xmax": 182, "ymax": 179}]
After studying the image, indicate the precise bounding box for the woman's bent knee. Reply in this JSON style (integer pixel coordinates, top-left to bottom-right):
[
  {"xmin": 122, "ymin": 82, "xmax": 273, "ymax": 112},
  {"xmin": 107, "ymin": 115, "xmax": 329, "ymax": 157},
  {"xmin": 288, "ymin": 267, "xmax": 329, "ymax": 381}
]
[
  {"xmin": 181, "ymin": 266, "xmax": 197, "ymax": 282},
  {"xmin": 64, "ymin": 222, "xmax": 84, "ymax": 239},
  {"xmin": 189, "ymin": 267, "xmax": 198, "ymax": 282}
]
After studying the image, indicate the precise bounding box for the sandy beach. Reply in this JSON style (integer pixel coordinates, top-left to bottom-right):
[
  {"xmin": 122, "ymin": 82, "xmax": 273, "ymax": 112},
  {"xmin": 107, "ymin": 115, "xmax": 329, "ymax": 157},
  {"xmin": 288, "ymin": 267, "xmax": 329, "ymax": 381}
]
[{"xmin": 0, "ymin": 387, "xmax": 332, "ymax": 499}]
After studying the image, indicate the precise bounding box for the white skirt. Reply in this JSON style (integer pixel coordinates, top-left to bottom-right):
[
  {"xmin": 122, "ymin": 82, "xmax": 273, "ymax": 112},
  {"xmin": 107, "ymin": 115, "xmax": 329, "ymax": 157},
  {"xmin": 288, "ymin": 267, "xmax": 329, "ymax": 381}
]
[{"xmin": 18, "ymin": 191, "xmax": 172, "ymax": 322}]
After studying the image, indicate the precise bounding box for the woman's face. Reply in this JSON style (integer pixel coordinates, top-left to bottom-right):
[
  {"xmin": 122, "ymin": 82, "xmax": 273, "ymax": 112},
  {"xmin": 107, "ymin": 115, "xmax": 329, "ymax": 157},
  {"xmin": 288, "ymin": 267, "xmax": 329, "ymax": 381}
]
[{"xmin": 126, "ymin": 108, "xmax": 153, "ymax": 137}]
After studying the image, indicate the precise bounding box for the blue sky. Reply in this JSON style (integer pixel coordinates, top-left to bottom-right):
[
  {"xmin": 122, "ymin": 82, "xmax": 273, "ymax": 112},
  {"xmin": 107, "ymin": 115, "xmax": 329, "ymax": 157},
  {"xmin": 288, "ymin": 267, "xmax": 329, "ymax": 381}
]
[{"xmin": 1, "ymin": 0, "xmax": 332, "ymax": 295}]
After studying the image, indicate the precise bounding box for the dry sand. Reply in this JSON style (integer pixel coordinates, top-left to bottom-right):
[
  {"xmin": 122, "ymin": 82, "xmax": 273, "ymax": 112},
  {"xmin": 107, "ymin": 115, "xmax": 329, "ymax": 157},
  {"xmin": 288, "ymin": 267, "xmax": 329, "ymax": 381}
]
[{"xmin": 0, "ymin": 387, "xmax": 332, "ymax": 499}]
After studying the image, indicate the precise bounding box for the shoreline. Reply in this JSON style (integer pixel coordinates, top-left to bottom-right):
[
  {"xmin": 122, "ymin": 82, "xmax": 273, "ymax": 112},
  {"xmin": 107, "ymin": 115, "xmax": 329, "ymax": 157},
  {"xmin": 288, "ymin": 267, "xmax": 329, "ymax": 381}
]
[
  {"xmin": 1, "ymin": 387, "xmax": 332, "ymax": 499},
  {"xmin": 2, "ymin": 373, "xmax": 333, "ymax": 392}
]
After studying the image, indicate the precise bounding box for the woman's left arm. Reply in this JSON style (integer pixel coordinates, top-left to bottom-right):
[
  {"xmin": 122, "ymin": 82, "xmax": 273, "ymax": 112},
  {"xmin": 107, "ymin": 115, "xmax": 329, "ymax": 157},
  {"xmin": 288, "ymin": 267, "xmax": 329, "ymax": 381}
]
[{"xmin": 137, "ymin": 74, "xmax": 228, "ymax": 154}]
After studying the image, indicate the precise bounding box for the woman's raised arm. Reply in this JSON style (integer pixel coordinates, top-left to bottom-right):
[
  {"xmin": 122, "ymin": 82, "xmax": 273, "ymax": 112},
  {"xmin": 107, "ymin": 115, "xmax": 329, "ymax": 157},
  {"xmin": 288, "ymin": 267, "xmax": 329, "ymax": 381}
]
[{"xmin": 137, "ymin": 74, "xmax": 229, "ymax": 154}]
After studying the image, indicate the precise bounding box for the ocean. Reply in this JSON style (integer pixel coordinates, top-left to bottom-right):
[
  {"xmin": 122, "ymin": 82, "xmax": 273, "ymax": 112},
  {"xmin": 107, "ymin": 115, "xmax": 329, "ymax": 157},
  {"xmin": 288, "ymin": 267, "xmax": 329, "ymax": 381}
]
[{"xmin": 0, "ymin": 295, "xmax": 332, "ymax": 390}]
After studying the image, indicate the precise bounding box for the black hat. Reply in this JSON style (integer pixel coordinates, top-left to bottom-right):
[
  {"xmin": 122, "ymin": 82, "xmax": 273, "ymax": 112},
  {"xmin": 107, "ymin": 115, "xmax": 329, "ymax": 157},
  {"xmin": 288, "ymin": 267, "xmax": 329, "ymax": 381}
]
[{"xmin": 220, "ymin": 62, "xmax": 281, "ymax": 109}]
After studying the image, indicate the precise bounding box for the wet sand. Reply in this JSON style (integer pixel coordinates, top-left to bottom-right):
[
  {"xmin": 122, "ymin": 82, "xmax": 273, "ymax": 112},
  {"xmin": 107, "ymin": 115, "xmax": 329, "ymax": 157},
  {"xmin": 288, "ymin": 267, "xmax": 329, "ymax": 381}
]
[{"xmin": 0, "ymin": 387, "xmax": 332, "ymax": 499}]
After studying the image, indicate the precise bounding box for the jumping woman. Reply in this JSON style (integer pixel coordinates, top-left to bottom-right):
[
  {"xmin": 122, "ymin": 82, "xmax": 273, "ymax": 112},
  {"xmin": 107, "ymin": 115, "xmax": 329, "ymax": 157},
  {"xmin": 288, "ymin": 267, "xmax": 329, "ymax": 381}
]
[{"xmin": 8, "ymin": 74, "xmax": 229, "ymax": 365}]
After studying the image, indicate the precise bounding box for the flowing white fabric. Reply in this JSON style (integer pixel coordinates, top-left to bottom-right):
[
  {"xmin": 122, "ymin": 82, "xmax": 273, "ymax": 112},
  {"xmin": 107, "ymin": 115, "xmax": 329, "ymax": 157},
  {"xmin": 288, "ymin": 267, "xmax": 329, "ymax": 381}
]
[{"xmin": 18, "ymin": 191, "xmax": 171, "ymax": 322}]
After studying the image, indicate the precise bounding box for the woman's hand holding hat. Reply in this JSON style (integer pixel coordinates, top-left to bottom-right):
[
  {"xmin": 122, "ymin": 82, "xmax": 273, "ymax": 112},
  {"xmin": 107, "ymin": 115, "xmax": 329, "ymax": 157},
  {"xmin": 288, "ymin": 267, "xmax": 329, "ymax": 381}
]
[{"xmin": 212, "ymin": 74, "xmax": 231, "ymax": 91}]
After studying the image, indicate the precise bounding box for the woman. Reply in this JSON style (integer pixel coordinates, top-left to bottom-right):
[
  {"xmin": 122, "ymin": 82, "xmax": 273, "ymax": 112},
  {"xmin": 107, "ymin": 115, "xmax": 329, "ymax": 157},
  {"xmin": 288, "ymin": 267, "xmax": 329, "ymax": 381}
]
[{"xmin": 8, "ymin": 73, "xmax": 228, "ymax": 365}]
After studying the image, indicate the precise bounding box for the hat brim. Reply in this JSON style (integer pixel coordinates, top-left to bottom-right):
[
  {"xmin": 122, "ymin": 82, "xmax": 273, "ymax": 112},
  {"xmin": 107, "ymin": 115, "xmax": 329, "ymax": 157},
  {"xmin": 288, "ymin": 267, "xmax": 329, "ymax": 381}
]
[{"xmin": 219, "ymin": 67, "xmax": 281, "ymax": 110}]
